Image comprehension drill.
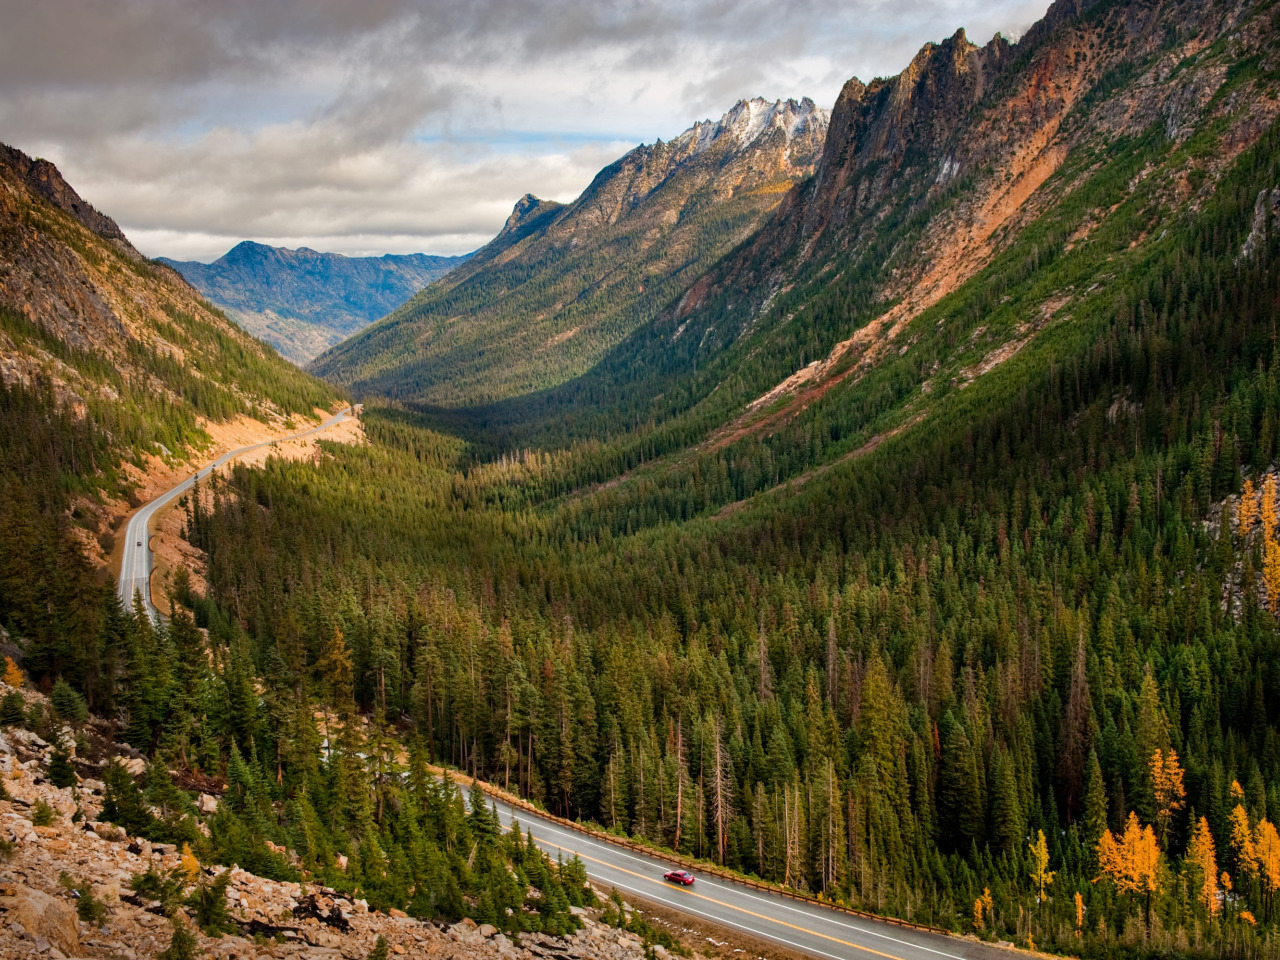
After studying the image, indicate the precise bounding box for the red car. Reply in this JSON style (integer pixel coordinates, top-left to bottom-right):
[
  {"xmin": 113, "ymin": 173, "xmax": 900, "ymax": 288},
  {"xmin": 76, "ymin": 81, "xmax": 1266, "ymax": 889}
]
[{"xmin": 663, "ymin": 869, "xmax": 695, "ymax": 885}]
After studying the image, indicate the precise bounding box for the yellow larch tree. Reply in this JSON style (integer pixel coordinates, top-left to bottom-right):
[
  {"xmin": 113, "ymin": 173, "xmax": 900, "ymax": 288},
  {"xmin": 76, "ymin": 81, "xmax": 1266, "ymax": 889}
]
[
  {"xmin": 1232, "ymin": 804, "xmax": 1259, "ymax": 877},
  {"xmin": 1264, "ymin": 475, "xmax": 1279, "ymax": 542},
  {"xmin": 1265, "ymin": 539, "xmax": 1280, "ymax": 614},
  {"xmin": 1151, "ymin": 749, "xmax": 1186, "ymax": 844},
  {"xmin": 1239, "ymin": 478, "xmax": 1259, "ymax": 536},
  {"xmin": 1030, "ymin": 829, "xmax": 1055, "ymax": 901},
  {"xmin": 1256, "ymin": 819, "xmax": 1280, "ymax": 906},
  {"xmin": 1096, "ymin": 813, "xmax": 1161, "ymax": 896},
  {"xmin": 1, "ymin": 657, "xmax": 22, "ymax": 689},
  {"xmin": 973, "ymin": 887, "xmax": 993, "ymax": 931},
  {"xmin": 1187, "ymin": 816, "xmax": 1220, "ymax": 915},
  {"xmin": 1074, "ymin": 891, "xmax": 1085, "ymax": 937}
]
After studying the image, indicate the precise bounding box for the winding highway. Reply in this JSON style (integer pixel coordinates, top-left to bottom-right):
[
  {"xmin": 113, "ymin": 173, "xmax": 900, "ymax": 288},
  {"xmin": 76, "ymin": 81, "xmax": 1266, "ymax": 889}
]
[
  {"xmin": 115, "ymin": 406, "xmax": 1008, "ymax": 960},
  {"xmin": 480, "ymin": 793, "xmax": 1010, "ymax": 960},
  {"xmin": 117, "ymin": 407, "xmax": 352, "ymax": 618}
]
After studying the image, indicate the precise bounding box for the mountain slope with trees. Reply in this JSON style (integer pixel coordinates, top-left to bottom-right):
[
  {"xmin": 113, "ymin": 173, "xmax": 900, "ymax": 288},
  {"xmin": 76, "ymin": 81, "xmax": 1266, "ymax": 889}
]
[
  {"xmin": 8, "ymin": 0, "xmax": 1280, "ymax": 957},
  {"xmin": 312, "ymin": 98, "xmax": 829, "ymax": 406},
  {"xmin": 159, "ymin": 242, "xmax": 470, "ymax": 364}
]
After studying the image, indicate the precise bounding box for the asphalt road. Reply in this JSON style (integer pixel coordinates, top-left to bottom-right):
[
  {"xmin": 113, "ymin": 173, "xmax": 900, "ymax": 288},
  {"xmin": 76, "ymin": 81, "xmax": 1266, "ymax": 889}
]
[
  {"xmin": 116, "ymin": 407, "xmax": 352, "ymax": 618},
  {"xmin": 482, "ymin": 794, "xmax": 1010, "ymax": 960}
]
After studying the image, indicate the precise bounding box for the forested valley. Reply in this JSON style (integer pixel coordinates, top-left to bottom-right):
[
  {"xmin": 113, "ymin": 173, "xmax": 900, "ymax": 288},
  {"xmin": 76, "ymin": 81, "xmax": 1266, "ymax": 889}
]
[{"xmin": 4, "ymin": 0, "xmax": 1280, "ymax": 957}]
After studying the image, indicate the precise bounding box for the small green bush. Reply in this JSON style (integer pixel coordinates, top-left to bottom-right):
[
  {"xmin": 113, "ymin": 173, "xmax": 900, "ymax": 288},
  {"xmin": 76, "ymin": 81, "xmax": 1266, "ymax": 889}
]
[
  {"xmin": 30, "ymin": 800, "xmax": 55, "ymax": 827},
  {"xmin": 185, "ymin": 871, "xmax": 237, "ymax": 936},
  {"xmin": 50, "ymin": 680, "xmax": 88, "ymax": 724},
  {"xmin": 48, "ymin": 743, "xmax": 77, "ymax": 789},
  {"xmin": 59, "ymin": 872, "xmax": 107, "ymax": 926},
  {"xmin": 0, "ymin": 691, "xmax": 24, "ymax": 726},
  {"xmin": 158, "ymin": 917, "xmax": 199, "ymax": 960}
]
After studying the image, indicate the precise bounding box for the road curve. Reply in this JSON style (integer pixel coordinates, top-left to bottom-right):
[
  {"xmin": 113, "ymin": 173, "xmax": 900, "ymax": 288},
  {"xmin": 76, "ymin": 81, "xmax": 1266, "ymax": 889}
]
[
  {"xmin": 117, "ymin": 407, "xmax": 352, "ymax": 618},
  {"xmin": 481, "ymin": 794, "xmax": 1010, "ymax": 960}
]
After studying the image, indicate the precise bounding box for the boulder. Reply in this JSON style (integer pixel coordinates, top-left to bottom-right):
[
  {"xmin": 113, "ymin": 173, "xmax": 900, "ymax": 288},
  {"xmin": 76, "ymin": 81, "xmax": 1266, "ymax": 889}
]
[
  {"xmin": 91, "ymin": 822, "xmax": 126, "ymax": 842},
  {"xmin": 0, "ymin": 884, "xmax": 80, "ymax": 955},
  {"xmin": 197, "ymin": 793, "xmax": 218, "ymax": 815},
  {"xmin": 478, "ymin": 923, "xmax": 498, "ymax": 938}
]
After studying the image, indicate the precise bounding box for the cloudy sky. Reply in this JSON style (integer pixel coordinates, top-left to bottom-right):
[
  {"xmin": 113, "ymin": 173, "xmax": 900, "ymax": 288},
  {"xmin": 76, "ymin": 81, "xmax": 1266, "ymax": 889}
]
[{"xmin": 0, "ymin": 0, "xmax": 1049, "ymax": 262}]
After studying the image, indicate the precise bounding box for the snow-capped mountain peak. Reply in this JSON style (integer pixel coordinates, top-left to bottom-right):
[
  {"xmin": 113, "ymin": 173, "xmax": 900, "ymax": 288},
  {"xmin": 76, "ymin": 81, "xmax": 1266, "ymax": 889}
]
[{"xmin": 671, "ymin": 97, "xmax": 828, "ymax": 157}]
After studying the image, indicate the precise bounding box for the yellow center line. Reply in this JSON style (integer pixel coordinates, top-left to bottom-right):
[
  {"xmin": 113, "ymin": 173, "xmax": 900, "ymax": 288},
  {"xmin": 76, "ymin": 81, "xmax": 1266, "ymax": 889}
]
[{"xmin": 530, "ymin": 833, "xmax": 912, "ymax": 960}]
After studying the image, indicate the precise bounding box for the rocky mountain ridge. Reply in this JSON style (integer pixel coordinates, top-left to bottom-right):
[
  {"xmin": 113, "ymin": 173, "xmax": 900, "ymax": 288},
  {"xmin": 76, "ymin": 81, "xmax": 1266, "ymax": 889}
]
[
  {"xmin": 0, "ymin": 145, "xmax": 132, "ymax": 255},
  {"xmin": 159, "ymin": 243, "xmax": 470, "ymax": 365},
  {"xmin": 310, "ymin": 97, "xmax": 830, "ymax": 405}
]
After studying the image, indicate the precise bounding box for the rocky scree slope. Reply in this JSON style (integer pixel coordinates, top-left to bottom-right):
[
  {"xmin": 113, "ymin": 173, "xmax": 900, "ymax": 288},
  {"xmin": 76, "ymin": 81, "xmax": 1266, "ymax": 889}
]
[
  {"xmin": 0, "ymin": 684, "xmax": 711, "ymax": 960},
  {"xmin": 311, "ymin": 98, "xmax": 829, "ymax": 406},
  {"xmin": 159, "ymin": 243, "xmax": 471, "ymax": 365}
]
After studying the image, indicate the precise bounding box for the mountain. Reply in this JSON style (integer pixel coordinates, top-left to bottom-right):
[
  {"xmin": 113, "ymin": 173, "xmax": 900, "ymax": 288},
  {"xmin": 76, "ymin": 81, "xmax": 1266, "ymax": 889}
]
[
  {"xmin": 312, "ymin": 97, "xmax": 829, "ymax": 405},
  {"xmin": 441, "ymin": 0, "xmax": 1280, "ymax": 456},
  {"xmin": 10, "ymin": 0, "xmax": 1280, "ymax": 955},
  {"xmin": 0, "ymin": 141, "xmax": 338, "ymax": 571},
  {"xmin": 158, "ymin": 242, "xmax": 470, "ymax": 364}
]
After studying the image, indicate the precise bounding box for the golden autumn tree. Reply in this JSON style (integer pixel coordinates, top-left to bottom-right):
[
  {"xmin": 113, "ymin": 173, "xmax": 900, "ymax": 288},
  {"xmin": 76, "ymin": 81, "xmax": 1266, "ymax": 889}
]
[
  {"xmin": 1265, "ymin": 539, "xmax": 1280, "ymax": 614},
  {"xmin": 1030, "ymin": 829, "xmax": 1055, "ymax": 901},
  {"xmin": 1239, "ymin": 478, "xmax": 1259, "ymax": 535},
  {"xmin": 1, "ymin": 657, "xmax": 22, "ymax": 689},
  {"xmin": 1264, "ymin": 475, "xmax": 1279, "ymax": 539},
  {"xmin": 1097, "ymin": 813, "xmax": 1161, "ymax": 921},
  {"xmin": 1187, "ymin": 816, "xmax": 1220, "ymax": 916},
  {"xmin": 1232, "ymin": 804, "xmax": 1259, "ymax": 877},
  {"xmin": 973, "ymin": 887, "xmax": 993, "ymax": 932},
  {"xmin": 1074, "ymin": 892, "xmax": 1085, "ymax": 938},
  {"xmin": 1257, "ymin": 819, "xmax": 1280, "ymax": 911},
  {"xmin": 1151, "ymin": 749, "xmax": 1186, "ymax": 844}
]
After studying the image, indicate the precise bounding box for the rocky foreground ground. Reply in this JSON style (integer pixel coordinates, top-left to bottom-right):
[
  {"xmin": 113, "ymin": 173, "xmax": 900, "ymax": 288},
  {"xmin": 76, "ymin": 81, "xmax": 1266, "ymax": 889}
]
[{"xmin": 0, "ymin": 690, "xmax": 703, "ymax": 960}]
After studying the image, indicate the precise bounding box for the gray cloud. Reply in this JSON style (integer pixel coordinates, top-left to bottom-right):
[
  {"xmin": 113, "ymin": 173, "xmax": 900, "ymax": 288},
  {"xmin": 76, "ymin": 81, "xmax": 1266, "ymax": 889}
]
[{"xmin": 0, "ymin": 0, "xmax": 1049, "ymax": 261}]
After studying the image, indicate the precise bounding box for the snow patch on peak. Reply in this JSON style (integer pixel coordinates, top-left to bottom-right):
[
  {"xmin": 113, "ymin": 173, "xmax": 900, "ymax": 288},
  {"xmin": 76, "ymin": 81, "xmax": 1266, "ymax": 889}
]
[{"xmin": 672, "ymin": 97, "xmax": 828, "ymax": 157}]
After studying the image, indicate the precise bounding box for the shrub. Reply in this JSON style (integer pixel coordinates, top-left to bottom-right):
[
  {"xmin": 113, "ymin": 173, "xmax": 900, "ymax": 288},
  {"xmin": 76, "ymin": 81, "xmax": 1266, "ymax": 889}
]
[
  {"xmin": 158, "ymin": 917, "xmax": 199, "ymax": 960},
  {"xmin": 130, "ymin": 865, "xmax": 187, "ymax": 916},
  {"xmin": 59, "ymin": 872, "xmax": 107, "ymax": 926},
  {"xmin": 0, "ymin": 691, "xmax": 22, "ymax": 726},
  {"xmin": 48, "ymin": 742, "xmax": 77, "ymax": 788},
  {"xmin": 185, "ymin": 870, "xmax": 238, "ymax": 936},
  {"xmin": 50, "ymin": 680, "xmax": 87, "ymax": 723},
  {"xmin": 30, "ymin": 800, "xmax": 55, "ymax": 826}
]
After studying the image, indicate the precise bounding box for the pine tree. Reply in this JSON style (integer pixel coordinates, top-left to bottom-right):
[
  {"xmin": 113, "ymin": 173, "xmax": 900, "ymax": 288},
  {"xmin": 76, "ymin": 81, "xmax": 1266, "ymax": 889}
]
[
  {"xmin": 1082, "ymin": 750, "xmax": 1109, "ymax": 852},
  {"xmin": 991, "ymin": 746, "xmax": 1025, "ymax": 855}
]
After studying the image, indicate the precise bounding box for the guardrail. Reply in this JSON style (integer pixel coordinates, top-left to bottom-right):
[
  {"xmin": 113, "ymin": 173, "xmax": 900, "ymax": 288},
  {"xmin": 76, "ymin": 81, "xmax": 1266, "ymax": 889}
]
[{"xmin": 427, "ymin": 763, "xmax": 958, "ymax": 941}]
